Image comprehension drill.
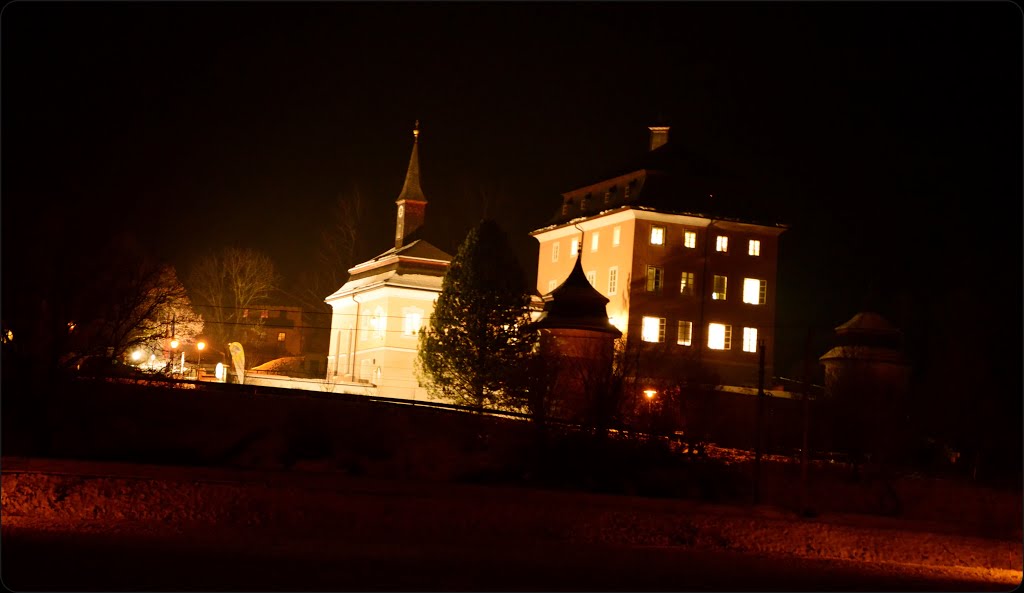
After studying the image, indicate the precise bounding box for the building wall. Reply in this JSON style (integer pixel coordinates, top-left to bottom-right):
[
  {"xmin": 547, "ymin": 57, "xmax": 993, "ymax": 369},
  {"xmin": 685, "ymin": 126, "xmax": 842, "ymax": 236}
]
[
  {"xmin": 326, "ymin": 285, "xmax": 438, "ymax": 400},
  {"xmin": 533, "ymin": 209, "xmax": 782, "ymax": 386},
  {"xmin": 242, "ymin": 306, "xmax": 305, "ymax": 364}
]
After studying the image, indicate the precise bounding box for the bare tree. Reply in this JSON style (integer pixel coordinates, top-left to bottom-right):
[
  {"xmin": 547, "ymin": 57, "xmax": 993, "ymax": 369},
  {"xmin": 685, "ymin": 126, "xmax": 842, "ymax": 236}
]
[
  {"xmin": 288, "ymin": 190, "xmax": 365, "ymax": 354},
  {"xmin": 187, "ymin": 247, "xmax": 278, "ymax": 357}
]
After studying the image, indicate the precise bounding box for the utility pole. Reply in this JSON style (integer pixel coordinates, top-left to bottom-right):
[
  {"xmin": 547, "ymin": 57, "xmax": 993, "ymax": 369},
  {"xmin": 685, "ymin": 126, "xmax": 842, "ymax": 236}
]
[
  {"xmin": 754, "ymin": 338, "xmax": 766, "ymax": 505},
  {"xmin": 800, "ymin": 327, "xmax": 813, "ymax": 516}
]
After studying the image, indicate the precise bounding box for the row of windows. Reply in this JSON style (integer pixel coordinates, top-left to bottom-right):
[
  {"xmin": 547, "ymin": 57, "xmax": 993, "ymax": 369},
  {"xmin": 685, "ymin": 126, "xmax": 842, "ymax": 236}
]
[
  {"xmin": 551, "ymin": 228, "xmax": 624, "ymax": 262},
  {"xmin": 641, "ymin": 318, "xmax": 760, "ymax": 352},
  {"xmin": 650, "ymin": 225, "xmax": 761, "ymax": 257},
  {"xmin": 551, "ymin": 227, "xmax": 763, "ymax": 263},
  {"xmin": 359, "ymin": 309, "xmax": 424, "ymax": 341},
  {"xmin": 646, "ymin": 267, "xmax": 767, "ymax": 304},
  {"xmin": 548, "ymin": 267, "xmax": 767, "ymax": 305}
]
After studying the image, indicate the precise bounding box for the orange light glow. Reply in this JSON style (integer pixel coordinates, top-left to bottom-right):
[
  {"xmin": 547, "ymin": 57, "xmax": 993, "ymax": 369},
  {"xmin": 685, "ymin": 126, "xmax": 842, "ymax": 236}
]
[{"xmin": 644, "ymin": 389, "xmax": 657, "ymax": 399}]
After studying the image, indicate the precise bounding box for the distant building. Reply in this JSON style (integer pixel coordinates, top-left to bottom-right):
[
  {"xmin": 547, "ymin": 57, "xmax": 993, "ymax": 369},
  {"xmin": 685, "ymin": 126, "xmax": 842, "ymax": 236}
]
[
  {"xmin": 240, "ymin": 305, "xmax": 327, "ymax": 377},
  {"xmin": 530, "ymin": 126, "xmax": 787, "ymax": 386},
  {"xmin": 324, "ymin": 123, "xmax": 452, "ymax": 399}
]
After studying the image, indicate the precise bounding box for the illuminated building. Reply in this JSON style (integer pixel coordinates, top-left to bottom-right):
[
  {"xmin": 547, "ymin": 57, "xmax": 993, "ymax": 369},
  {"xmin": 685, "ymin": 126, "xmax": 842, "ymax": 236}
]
[
  {"xmin": 324, "ymin": 123, "xmax": 451, "ymax": 399},
  {"xmin": 530, "ymin": 126, "xmax": 787, "ymax": 386}
]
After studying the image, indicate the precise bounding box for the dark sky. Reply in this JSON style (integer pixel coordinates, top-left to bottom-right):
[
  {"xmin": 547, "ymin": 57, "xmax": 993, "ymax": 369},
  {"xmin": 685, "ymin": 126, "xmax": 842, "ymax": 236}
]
[{"xmin": 3, "ymin": 1, "xmax": 1022, "ymax": 378}]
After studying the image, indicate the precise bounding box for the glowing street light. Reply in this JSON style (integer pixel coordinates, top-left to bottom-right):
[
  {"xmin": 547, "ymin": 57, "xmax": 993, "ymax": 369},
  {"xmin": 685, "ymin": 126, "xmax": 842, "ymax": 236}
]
[
  {"xmin": 643, "ymin": 388, "xmax": 657, "ymax": 421},
  {"xmin": 196, "ymin": 341, "xmax": 206, "ymax": 380},
  {"xmin": 131, "ymin": 350, "xmax": 143, "ymax": 362}
]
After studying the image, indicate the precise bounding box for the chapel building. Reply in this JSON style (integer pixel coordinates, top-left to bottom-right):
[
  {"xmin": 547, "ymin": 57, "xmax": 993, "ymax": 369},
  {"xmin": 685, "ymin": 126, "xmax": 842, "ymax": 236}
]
[{"xmin": 324, "ymin": 123, "xmax": 452, "ymax": 399}]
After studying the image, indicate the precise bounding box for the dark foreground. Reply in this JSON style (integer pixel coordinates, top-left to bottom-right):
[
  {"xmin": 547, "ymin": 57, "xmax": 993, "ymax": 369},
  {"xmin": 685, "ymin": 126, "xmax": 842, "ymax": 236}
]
[{"xmin": 2, "ymin": 526, "xmax": 1013, "ymax": 592}]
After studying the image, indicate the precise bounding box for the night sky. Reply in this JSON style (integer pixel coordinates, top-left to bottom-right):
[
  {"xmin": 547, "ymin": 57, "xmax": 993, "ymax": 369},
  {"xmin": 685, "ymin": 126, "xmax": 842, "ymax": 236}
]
[{"xmin": 3, "ymin": 1, "xmax": 1021, "ymax": 381}]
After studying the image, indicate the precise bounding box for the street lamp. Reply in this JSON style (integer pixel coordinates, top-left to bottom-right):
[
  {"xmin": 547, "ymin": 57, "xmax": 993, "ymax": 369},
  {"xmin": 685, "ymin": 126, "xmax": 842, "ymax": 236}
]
[
  {"xmin": 643, "ymin": 389, "xmax": 657, "ymax": 434},
  {"xmin": 644, "ymin": 388, "xmax": 657, "ymax": 413},
  {"xmin": 196, "ymin": 341, "xmax": 206, "ymax": 381}
]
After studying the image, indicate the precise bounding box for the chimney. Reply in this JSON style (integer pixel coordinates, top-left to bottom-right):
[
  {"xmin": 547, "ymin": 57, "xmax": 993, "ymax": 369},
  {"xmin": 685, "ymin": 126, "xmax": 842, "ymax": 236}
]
[{"xmin": 648, "ymin": 126, "xmax": 670, "ymax": 151}]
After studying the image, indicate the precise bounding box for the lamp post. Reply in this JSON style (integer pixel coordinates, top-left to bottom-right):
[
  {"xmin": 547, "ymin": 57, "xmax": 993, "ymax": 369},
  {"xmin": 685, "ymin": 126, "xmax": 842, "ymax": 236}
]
[
  {"xmin": 196, "ymin": 341, "xmax": 206, "ymax": 381},
  {"xmin": 170, "ymin": 339, "xmax": 179, "ymax": 375},
  {"xmin": 643, "ymin": 389, "xmax": 657, "ymax": 434}
]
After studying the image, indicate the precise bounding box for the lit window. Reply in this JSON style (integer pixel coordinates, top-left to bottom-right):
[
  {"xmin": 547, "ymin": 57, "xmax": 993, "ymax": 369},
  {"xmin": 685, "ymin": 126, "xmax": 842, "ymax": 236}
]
[
  {"xmin": 571, "ymin": 238, "xmax": 579, "ymax": 256},
  {"xmin": 642, "ymin": 316, "xmax": 666, "ymax": 343},
  {"xmin": 743, "ymin": 327, "xmax": 758, "ymax": 352},
  {"xmin": 613, "ymin": 226, "xmax": 621, "ymax": 246},
  {"xmin": 591, "ymin": 233, "xmax": 599, "ymax": 252},
  {"xmin": 743, "ymin": 278, "xmax": 767, "ymax": 305},
  {"xmin": 708, "ymin": 323, "xmax": 732, "ymax": 350},
  {"xmin": 712, "ymin": 275, "xmax": 727, "ymax": 300},
  {"xmin": 548, "ymin": 279, "xmax": 557, "ymax": 292},
  {"xmin": 608, "ymin": 267, "xmax": 618, "ymax": 295},
  {"xmin": 277, "ymin": 332, "xmax": 286, "ymax": 342},
  {"xmin": 650, "ymin": 225, "xmax": 665, "ymax": 245},
  {"xmin": 403, "ymin": 311, "xmax": 423, "ymax": 336},
  {"xmin": 680, "ymin": 272, "xmax": 694, "ymax": 296},
  {"xmin": 684, "ymin": 231, "xmax": 696, "ymax": 249},
  {"xmin": 261, "ymin": 309, "xmax": 270, "ymax": 319},
  {"xmin": 370, "ymin": 307, "xmax": 385, "ymax": 339},
  {"xmin": 716, "ymin": 236, "xmax": 728, "ymax": 252},
  {"xmin": 749, "ymin": 240, "xmax": 761, "ymax": 256},
  {"xmin": 677, "ymin": 321, "xmax": 692, "ymax": 346},
  {"xmin": 586, "ymin": 270, "xmax": 596, "ymax": 287},
  {"xmin": 552, "ymin": 242, "xmax": 560, "ymax": 262},
  {"xmin": 646, "ymin": 266, "xmax": 663, "ymax": 292},
  {"xmin": 242, "ymin": 309, "xmax": 249, "ymax": 318}
]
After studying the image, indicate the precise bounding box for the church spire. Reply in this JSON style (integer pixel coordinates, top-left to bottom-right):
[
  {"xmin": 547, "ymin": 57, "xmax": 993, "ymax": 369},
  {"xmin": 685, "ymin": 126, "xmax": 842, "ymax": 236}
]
[
  {"xmin": 397, "ymin": 120, "xmax": 426, "ymax": 203},
  {"xmin": 395, "ymin": 121, "xmax": 428, "ymax": 249}
]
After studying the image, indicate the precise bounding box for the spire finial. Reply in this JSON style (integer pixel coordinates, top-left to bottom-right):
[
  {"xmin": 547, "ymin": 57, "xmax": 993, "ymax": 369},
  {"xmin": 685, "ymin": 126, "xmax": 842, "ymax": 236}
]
[{"xmin": 413, "ymin": 120, "xmax": 420, "ymax": 141}]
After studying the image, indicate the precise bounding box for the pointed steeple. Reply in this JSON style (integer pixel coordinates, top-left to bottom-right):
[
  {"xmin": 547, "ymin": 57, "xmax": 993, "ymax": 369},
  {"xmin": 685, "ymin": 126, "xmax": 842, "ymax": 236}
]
[
  {"xmin": 395, "ymin": 121, "xmax": 428, "ymax": 249},
  {"xmin": 397, "ymin": 120, "xmax": 427, "ymax": 203},
  {"xmin": 533, "ymin": 250, "xmax": 621, "ymax": 336}
]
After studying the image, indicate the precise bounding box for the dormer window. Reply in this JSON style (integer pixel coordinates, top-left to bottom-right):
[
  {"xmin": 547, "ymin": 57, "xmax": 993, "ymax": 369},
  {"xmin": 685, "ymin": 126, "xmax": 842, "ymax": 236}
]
[{"xmin": 581, "ymin": 193, "xmax": 591, "ymax": 211}]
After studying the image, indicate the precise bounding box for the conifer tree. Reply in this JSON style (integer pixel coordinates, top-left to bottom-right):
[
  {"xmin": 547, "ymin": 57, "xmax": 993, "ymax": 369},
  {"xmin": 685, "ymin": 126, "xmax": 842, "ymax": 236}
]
[{"xmin": 418, "ymin": 219, "xmax": 535, "ymax": 409}]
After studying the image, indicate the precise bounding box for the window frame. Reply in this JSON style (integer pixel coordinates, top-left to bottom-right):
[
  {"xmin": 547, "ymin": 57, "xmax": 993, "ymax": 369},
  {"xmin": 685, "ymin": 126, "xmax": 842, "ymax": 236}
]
[
  {"xmin": 748, "ymin": 239, "xmax": 761, "ymax": 256},
  {"xmin": 650, "ymin": 225, "xmax": 666, "ymax": 246},
  {"xmin": 715, "ymin": 235, "xmax": 729, "ymax": 253},
  {"xmin": 708, "ymin": 322, "xmax": 732, "ymax": 350},
  {"xmin": 642, "ymin": 316, "xmax": 667, "ymax": 343},
  {"xmin": 646, "ymin": 265, "xmax": 664, "ymax": 293},
  {"xmin": 712, "ymin": 275, "xmax": 728, "ymax": 300},
  {"xmin": 608, "ymin": 266, "xmax": 618, "ymax": 295},
  {"xmin": 742, "ymin": 278, "xmax": 767, "ymax": 305},
  {"xmin": 552, "ymin": 242, "xmax": 560, "ymax": 262},
  {"xmin": 684, "ymin": 231, "xmax": 697, "ymax": 249},
  {"xmin": 680, "ymin": 271, "xmax": 694, "ymax": 296},
  {"xmin": 677, "ymin": 320, "xmax": 693, "ymax": 346},
  {"xmin": 742, "ymin": 327, "xmax": 758, "ymax": 352}
]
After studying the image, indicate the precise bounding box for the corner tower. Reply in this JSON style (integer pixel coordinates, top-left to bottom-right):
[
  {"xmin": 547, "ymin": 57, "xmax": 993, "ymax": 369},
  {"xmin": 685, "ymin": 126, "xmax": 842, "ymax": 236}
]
[{"xmin": 395, "ymin": 121, "xmax": 427, "ymax": 249}]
